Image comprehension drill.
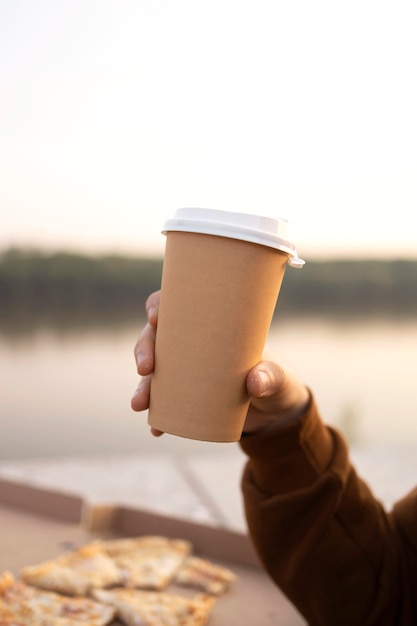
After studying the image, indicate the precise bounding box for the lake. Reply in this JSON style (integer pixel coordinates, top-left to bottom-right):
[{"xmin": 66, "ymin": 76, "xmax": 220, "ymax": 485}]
[{"xmin": 1, "ymin": 315, "xmax": 417, "ymax": 460}]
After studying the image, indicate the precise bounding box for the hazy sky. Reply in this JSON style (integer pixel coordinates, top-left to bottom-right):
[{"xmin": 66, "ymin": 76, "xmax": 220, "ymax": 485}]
[{"xmin": 1, "ymin": 0, "xmax": 416, "ymax": 259}]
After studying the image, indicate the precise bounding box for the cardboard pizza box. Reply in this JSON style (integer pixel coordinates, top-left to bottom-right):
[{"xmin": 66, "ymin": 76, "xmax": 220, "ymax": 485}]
[{"xmin": 0, "ymin": 477, "xmax": 305, "ymax": 625}]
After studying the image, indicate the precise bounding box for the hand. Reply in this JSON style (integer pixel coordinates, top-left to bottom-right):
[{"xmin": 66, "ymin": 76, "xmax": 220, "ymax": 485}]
[
  {"xmin": 131, "ymin": 291, "xmax": 310, "ymax": 436},
  {"xmin": 131, "ymin": 291, "xmax": 162, "ymax": 436},
  {"xmin": 243, "ymin": 358, "xmax": 310, "ymax": 433}
]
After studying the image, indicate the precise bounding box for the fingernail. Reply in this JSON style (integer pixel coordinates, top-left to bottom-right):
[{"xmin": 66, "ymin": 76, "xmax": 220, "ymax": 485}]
[
  {"xmin": 136, "ymin": 352, "xmax": 148, "ymax": 368},
  {"xmin": 257, "ymin": 369, "xmax": 271, "ymax": 394},
  {"xmin": 148, "ymin": 305, "xmax": 157, "ymax": 321}
]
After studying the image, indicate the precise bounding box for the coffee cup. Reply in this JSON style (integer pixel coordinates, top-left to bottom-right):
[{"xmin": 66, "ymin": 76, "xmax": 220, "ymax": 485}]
[{"xmin": 148, "ymin": 207, "xmax": 304, "ymax": 442}]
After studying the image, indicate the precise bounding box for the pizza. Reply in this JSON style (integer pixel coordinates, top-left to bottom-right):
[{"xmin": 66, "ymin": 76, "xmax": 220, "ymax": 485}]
[
  {"xmin": 20, "ymin": 542, "xmax": 122, "ymax": 596},
  {"xmin": 174, "ymin": 556, "xmax": 237, "ymax": 595},
  {"xmin": 92, "ymin": 588, "xmax": 216, "ymax": 626},
  {"xmin": 20, "ymin": 537, "xmax": 192, "ymax": 596},
  {"xmin": 99, "ymin": 536, "xmax": 192, "ymax": 590},
  {"xmin": 4, "ymin": 534, "xmax": 237, "ymax": 625},
  {"xmin": 0, "ymin": 571, "xmax": 115, "ymax": 625}
]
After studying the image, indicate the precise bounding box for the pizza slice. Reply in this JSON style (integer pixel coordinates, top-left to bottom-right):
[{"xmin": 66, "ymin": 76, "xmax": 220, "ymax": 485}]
[
  {"xmin": 0, "ymin": 571, "xmax": 115, "ymax": 625},
  {"xmin": 92, "ymin": 587, "xmax": 216, "ymax": 626},
  {"xmin": 20, "ymin": 542, "xmax": 123, "ymax": 596},
  {"xmin": 0, "ymin": 602, "xmax": 28, "ymax": 626},
  {"xmin": 100, "ymin": 536, "xmax": 192, "ymax": 590},
  {"xmin": 174, "ymin": 556, "xmax": 237, "ymax": 595}
]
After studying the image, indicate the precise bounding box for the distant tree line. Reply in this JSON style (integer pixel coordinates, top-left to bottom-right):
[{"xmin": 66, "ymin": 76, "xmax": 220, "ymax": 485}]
[
  {"xmin": 1, "ymin": 248, "xmax": 417, "ymax": 325},
  {"xmin": 0, "ymin": 248, "xmax": 162, "ymax": 324},
  {"xmin": 277, "ymin": 257, "xmax": 417, "ymax": 317}
]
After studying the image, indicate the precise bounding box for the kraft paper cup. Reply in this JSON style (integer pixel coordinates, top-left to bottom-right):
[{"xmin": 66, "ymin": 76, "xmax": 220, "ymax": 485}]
[{"xmin": 148, "ymin": 208, "xmax": 304, "ymax": 442}]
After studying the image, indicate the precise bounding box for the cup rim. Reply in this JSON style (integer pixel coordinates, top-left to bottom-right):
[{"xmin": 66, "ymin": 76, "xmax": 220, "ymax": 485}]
[{"xmin": 162, "ymin": 208, "xmax": 305, "ymax": 268}]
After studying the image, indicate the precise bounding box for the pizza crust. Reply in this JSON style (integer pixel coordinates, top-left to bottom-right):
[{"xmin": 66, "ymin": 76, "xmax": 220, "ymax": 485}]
[
  {"xmin": 92, "ymin": 587, "xmax": 216, "ymax": 626},
  {"xmin": 174, "ymin": 557, "xmax": 237, "ymax": 595},
  {"xmin": 0, "ymin": 571, "xmax": 115, "ymax": 625},
  {"xmin": 99, "ymin": 536, "xmax": 192, "ymax": 591},
  {"xmin": 20, "ymin": 542, "xmax": 122, "ymax": 596}
]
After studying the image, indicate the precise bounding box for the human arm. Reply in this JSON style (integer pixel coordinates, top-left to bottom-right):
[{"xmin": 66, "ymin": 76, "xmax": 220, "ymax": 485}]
[
  {"xmin": 131, "ymin": 291, "xmax": 410, "ymax": 625},
  {"xmin": 240, "ymin": 396, "xmax": 409, "ymax": 625}
]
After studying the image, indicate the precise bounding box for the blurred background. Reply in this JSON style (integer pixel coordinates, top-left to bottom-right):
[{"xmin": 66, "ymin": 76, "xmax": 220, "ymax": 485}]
[{"xmin": 1, "ymin": 0, "xmax": 417, "ymax": 461}]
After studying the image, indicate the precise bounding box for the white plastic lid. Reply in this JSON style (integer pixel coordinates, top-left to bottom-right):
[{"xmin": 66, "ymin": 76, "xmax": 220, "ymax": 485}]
[{"xmin": 162, "ymin": 208, "xmax": 305, "ymax": 268}]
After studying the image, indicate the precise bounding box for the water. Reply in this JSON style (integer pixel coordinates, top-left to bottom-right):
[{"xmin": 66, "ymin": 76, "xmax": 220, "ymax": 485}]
[{"xmin": 1, "ymin": 315, "xmax": 417, "ymax": 460}]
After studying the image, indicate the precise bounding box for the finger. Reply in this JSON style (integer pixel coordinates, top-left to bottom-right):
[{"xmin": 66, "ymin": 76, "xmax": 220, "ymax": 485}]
[
  {"xmin": 150, "ymin": 427, "xmax": 164, "ymax": 437},
  {"xmin": 134, "ymin": 291, "xmax": 160, "ymax": 374},
  {"xmin": 131, "ymin": 374, "xmax": 152, "ymax": 411},
  {"xmin": 145, "ymin": 290, "xmax": 161, "ymax": 328},
  {"xmin": 246, "ymin": 361, "xmax": 287, "ymax": 399},
  {"xmin": 131, "ymin": 379, "xmax": 165, "ymax": 436},
  {"xmin": 134, "ymin": 322, "xmax": 156, "ymax": 375}
]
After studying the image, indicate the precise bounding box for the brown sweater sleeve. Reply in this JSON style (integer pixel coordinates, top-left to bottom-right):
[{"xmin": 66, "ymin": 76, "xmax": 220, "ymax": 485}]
[{"xmin": 240, "ymin": 395, "xmax": 413, "ymax": 625}]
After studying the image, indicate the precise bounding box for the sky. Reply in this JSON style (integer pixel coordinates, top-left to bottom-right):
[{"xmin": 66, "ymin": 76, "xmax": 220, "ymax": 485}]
[{"xmin": 0, "ymin": 0, "xmax": 416, "ymax": 260}]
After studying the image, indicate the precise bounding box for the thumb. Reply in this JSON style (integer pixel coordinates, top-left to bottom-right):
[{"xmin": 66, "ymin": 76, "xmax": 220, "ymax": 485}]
[{"xmin": 247, "ymin": 361, "xmax": 287, "ymax": 399}]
